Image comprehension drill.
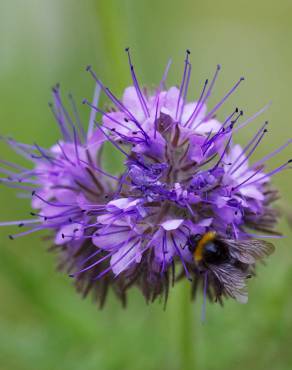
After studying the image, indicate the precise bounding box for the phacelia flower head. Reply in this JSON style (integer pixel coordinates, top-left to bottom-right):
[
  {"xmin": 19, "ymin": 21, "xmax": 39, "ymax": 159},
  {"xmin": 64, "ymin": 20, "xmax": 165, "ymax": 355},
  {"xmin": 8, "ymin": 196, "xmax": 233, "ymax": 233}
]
[{"xmin": 1, "ymin": 49, "xmax": 291, "ymax": 308}]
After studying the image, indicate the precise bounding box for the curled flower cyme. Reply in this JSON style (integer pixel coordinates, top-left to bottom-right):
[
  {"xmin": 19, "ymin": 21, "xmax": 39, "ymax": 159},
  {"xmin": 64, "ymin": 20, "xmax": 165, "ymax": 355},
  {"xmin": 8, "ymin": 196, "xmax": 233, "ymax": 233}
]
[{"xmin": 1, "ymin": 49, "xmax": 291, "ymax": 308}]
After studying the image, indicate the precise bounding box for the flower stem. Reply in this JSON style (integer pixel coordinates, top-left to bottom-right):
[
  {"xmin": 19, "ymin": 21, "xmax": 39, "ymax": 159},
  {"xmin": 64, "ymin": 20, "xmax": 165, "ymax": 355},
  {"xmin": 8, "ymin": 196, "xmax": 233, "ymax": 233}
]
[
  {"xmin": 177, "ymin": 281, "xmax": 195, "ymax": 370},
  {"xmin": 94, "ymin": 0, "xmax": 130, "ymax": 91}
]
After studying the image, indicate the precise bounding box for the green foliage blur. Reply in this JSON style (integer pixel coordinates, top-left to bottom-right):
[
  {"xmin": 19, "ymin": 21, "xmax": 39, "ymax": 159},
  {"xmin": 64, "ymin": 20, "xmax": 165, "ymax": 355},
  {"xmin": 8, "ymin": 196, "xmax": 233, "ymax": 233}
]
[{"xmin": 0, "ymin": 1, "xmax": 291, "ymax": 369}]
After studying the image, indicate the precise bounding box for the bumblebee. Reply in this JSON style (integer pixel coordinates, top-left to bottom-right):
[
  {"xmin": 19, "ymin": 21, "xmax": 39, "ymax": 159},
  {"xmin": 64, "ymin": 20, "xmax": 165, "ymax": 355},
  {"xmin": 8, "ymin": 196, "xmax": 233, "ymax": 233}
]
[{"xmin": 186, "ymin": 231, "xmax": 275, "ymax": 303}]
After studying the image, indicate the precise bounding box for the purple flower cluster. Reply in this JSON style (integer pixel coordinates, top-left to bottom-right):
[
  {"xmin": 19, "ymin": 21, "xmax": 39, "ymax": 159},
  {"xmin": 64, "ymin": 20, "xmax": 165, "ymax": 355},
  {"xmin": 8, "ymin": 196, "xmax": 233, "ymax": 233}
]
[{"xmin": 1, "ymin": 50, "xmax": 290, "ymax": 307}]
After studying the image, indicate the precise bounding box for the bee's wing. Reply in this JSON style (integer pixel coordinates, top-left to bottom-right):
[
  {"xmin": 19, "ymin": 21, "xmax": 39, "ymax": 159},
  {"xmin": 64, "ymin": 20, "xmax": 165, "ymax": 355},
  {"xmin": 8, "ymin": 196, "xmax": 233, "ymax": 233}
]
[
  {"xmin": 222, "ymin": 239, "xmax": 275, "ymax": 264},
  {"xmin": 209, "ymin": 263, "xmax": 248, "ymax": 304}
]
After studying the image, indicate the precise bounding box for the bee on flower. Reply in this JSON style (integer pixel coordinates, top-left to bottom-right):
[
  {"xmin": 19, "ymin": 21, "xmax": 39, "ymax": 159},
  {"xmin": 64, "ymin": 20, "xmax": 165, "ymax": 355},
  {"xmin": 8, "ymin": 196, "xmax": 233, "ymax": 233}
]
[{"xmin": 1, "ymin": 49, "xmax": 290, "ymax": 307}]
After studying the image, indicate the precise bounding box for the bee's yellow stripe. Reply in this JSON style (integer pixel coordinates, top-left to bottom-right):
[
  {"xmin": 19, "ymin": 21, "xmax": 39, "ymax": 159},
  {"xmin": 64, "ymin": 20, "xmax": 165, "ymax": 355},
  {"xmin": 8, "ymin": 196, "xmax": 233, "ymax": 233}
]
[{"xmin": 194, "ymin": 231, "xmax": 216, "ymax": 262}]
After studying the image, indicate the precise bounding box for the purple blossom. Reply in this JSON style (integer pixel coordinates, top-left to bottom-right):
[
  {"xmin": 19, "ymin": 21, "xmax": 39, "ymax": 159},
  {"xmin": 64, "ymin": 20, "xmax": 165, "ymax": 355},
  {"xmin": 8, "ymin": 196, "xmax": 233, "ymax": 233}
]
[{"xmin": 1, "ymin": 49, "xmax": 291, "ymax": 307}]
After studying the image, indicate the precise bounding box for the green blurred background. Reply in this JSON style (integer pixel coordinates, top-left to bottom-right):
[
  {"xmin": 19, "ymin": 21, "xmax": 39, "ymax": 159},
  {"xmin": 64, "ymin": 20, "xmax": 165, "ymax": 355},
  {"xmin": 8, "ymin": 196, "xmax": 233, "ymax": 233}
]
[{"xmin": 0, "ymin": 1, "xmax": 291, "ymax": 369}]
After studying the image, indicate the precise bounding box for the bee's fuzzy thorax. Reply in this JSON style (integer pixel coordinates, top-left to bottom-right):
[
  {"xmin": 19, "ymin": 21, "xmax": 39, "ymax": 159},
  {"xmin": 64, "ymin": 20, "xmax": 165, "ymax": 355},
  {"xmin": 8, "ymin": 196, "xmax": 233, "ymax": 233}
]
[{"xmin": 193, "ymin": 231, "xmax": 217, "ymax": 262}]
